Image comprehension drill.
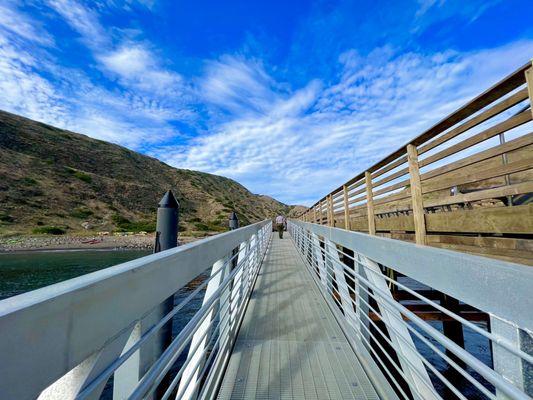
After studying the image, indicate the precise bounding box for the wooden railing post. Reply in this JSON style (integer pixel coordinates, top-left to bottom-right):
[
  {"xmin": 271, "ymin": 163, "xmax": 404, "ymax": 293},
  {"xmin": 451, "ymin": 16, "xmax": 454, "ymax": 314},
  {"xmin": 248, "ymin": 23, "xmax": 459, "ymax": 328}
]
[
  {"xmin": 343, "ymin": 184, "xmax": 350, "ymax": 230},
  {"xmin": 525, "ymin": 63, "xmax": 533, "ymax": 119},
  {"xmin": 327, "ymin": 195, "xmax": 335, "ymax": 226},
  {"xmin": 365, "ymin": 172, "xmax": 376, "ymax": 235},
  {"xmin": 407, "ymin": 144, "xmax": 427, "ymax": 245}
]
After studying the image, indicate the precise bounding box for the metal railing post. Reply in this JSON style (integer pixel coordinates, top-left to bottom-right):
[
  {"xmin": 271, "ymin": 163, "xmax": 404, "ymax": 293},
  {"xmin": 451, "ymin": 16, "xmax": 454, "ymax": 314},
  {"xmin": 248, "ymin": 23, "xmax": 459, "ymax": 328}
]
[
  {"xmin": 177, "ymin": 254, "xmax": 230, "ymax": 400},
  {"xmin": 490, "ymin": 316, "xmax": 533, "ymax": 398},
  {"xmin": 114, "ymin": 190, "xmax": 179, "ymax": 399},
  {"xmin": 38, "ymin": 327, "xmax": 134, "ymax": 400},
  {"xmin": 359, "ymin": 255, "xmax": 438, "ymax": 400},
  {"xmin": 311, "ymin": 232, "xmax": 328, "ymax": 288},
  {"xmin": 325, "ymin": 238, "xmax": 357, "ymax": 324}
]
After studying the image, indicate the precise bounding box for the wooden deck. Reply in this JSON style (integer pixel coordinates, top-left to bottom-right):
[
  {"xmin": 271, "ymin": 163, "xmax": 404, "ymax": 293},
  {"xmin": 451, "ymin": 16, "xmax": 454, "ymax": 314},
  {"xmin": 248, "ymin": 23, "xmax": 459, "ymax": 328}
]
[{"xmin": 217, "ymin": 235, "xmax": 379, "ymax": 400}]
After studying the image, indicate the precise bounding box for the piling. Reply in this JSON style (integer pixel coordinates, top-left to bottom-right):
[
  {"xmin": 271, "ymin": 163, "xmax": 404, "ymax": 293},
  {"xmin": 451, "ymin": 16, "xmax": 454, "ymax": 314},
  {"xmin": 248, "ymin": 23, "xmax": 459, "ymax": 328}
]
[
  {"xmin": 229, "ymin": 211, "xmax": 239, "ymax": 230},
  {"xmin": 229, "ymin": 212, "xmax": 239, "ymax": 269}
]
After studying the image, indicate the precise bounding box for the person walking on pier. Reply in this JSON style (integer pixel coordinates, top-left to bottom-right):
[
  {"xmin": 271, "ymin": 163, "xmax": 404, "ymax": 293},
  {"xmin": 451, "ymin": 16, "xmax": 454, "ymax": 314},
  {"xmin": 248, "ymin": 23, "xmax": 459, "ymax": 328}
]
[{"xmin": 275, "ymin": 215, "xmax": 286, "ymax": 239}]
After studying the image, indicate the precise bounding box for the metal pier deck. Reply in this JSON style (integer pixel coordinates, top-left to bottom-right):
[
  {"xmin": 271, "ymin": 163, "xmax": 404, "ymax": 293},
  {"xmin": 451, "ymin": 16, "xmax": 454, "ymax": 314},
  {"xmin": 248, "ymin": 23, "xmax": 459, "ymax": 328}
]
[{"xmin": 217, "ymin": 234, "xmax": 379, "ymax": 400}]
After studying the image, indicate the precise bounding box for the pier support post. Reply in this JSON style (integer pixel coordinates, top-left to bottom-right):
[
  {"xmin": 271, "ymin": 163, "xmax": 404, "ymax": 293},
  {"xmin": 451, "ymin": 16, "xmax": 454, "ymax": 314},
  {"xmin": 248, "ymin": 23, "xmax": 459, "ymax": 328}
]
[
  {"xmin": 229, "ymin": 211, "xmax": 239, "ymax": 231},
  {"xmin": 114, "ymin": 190, "xmax": 179, "ymax": 399}
]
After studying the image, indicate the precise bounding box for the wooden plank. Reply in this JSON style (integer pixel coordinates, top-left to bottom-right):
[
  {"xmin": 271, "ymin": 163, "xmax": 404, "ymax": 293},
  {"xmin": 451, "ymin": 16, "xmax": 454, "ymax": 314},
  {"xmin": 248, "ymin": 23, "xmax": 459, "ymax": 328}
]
[
  {"xmin": 407, "ymin": 145, "xmax": 426, "ymax": 245},
  {"xmin": 343, "ymin": 184, "xmax": 350, "ymax": 230},
  {"xmin": 348, "ymin": 193, "xmax": 367, "ymax": 206},
  {"xmin": 328, "ymin": 194, "xmax": 334, "ymax": 227},
  {"xmin": 371, "ymin": 155, "xmax": 408, "ymax": 181},
  {"xmin": 374, "ymin": 200, "xmax": 413, "ymax": 215},
  {"xmin": 365, "ymin": 172, "xmax": 376, "ymax": 235},
  {"xmin": 366, "ymin": 62, "xmax": 530, "ymax": 174},
  {"xmin": 526, "ymin": 66, "xmax": 533, "ymax": 120},
  {"xmin": 349, "ymin": 216, "xmax": 369, "ymax": 231},
  {"xmin": 373, "ymin": 189, "xmax": 411, "ymax": 207},
  {"xmin": 425, "ymin": 234, "xmax": 533, "ymax": 253},
  {"xmin": 418, "ymin": 88, "xmax": 529, "ymax": 155},
  {"xmin": 305, "ymin": 63, "xmax": 530, "ymax": 211},
  {"xmin": 425, "ymin": 204, "xmax": 533, "ymax": 234},
  {"xmin": 375, "ymin": 214, "xmax": 415, "ymax": 232},
  {"xmin": 372, "ymin": 177, "xmax": 410, "ymax": 197},
  {"xmin": 347, "ymin": 186, "xmax": 367, "ymax": 198},
  {"xmin": 421, "ymin": 133, "xmax": 533, "ymax": 181},
  {"xmin": 325, "ymin": 198, "xmax": 330, "ymax": 226},
  {"xmin": 424, "ymin": 181, "xmax": 533, "ymax": 208},
  {"xmin": 428, "ymin": 242, "xmax": 533, "ymax": 266},
  {"xmin": 372, "ymin": 166, "xmax": 409, "ymax": 190},
  {"xmin": 422, "ymin": 156, "xmax": 533, "ymax": 194},
  {"xmin": 419, "ymin": 110, "xmax": 531, "ymax": 168},
  {"xmin": 346, "ymin": 179, "xmax": 366, "ymax": 195}
]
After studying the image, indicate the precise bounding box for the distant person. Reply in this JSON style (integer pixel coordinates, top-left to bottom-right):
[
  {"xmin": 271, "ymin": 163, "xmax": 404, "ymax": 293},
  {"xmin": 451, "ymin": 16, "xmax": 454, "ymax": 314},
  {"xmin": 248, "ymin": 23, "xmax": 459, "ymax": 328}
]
[{"xmin": 275, "ymin": 215, "xmax": 286, "ymax": 239}]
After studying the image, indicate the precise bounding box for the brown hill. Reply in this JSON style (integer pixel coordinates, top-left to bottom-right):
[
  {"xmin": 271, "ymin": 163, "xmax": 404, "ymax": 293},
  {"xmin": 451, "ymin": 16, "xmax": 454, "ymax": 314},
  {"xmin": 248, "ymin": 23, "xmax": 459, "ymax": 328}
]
[{"xmin": 0, "ymin": 110, "xmax": 305, "ymax": 237}]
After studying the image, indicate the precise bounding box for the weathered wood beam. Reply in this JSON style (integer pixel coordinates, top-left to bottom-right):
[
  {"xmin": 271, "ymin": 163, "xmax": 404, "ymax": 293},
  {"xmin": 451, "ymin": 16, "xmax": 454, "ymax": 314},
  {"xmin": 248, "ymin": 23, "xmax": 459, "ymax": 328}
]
[
  {"xmin": 407, "ymin": 144, "xmax": 426, "ymax": 245},
  {"xmin": 365, "ymin": 172, "xmax": 376, "ymax": 235}
]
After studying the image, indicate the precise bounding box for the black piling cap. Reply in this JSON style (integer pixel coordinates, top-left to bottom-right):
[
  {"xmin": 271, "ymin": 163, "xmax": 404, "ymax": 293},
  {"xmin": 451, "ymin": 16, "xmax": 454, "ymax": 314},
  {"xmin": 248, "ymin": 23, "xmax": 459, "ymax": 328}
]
[
  {"xmin": 229, "ymin": 211, "xmax": 239, "ymax": 230},
  {"xmin": 158, "ymin": 190, "xmax": 180, "ymax": 209}
]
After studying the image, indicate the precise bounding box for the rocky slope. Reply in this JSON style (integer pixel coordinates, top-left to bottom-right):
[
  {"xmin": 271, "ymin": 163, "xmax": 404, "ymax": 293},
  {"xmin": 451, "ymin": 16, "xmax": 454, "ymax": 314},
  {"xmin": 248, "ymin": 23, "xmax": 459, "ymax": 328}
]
[{"xmin": 0, "ymin": 110, "xmax": 304, "ymax": 237}]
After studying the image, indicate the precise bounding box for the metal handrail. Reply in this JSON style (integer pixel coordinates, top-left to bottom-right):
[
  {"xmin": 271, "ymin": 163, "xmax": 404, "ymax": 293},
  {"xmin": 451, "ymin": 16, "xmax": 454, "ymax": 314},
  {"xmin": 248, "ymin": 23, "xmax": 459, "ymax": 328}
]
[
  {"xmin": 0, "ymin": 221, "xmax": 272, "ymax": 400},
  {"xmin": 289, "ymin": 220, "xmax": 533, "ymax": 400}
]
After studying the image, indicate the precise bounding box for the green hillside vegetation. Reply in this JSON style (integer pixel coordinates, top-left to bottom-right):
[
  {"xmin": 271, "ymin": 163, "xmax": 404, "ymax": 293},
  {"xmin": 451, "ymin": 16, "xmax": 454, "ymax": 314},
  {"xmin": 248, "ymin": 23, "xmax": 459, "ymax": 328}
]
[{"xmin": 0, "ymin": 110, "xmax": 305, "ymax": 237}]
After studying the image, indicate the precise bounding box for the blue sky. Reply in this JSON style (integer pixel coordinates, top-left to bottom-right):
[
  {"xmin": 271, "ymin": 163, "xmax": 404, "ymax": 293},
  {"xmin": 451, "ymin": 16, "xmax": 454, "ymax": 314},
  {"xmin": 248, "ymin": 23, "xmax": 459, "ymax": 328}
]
[{"xmin": 1, "ymin": 0, "xmax": 532, "ymax": 205}]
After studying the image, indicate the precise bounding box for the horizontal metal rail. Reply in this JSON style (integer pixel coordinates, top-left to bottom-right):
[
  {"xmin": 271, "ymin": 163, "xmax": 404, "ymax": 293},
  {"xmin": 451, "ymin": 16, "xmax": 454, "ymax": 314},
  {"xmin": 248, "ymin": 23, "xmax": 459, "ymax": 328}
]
[
  {"xmin": 0, "ymin": 221, "xmax": 272, "ymax": 400},
  {"xmin": 289, "ymin": 220, "xmax": 533, "ymax": 400}
]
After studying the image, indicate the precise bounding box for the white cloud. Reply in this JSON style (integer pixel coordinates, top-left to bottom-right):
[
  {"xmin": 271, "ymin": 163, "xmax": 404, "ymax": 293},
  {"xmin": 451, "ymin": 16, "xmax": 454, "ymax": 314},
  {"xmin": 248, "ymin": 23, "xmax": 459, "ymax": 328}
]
[
  {"xmin": 99, "ymin": 46, "xmax": 152, "ymax": 76},
  {"xmin": 47, "ymin": 0, "xmax": 107, "ymax": 47},
  {"xmin": 98, "ymin": 44, "xmax": 183, "ymax": 92},
  {"xmin": 200, "ymin": 56, "xmax": 282, "ymax": 115},
  {"xmin": 155, "ymin": 40, "xmax": 533, "ymax": 205},
  {"xmin": 48, "ymin": 0, "xmax": 183, "ymax": 93},
  {"xmin": 0, "ymin": 35, "xmax": 67, "ymax": 126},
  {"xmin": 2, "ymin": 1, "xmax": 532, "ymax": 206},
  {"xmin": 0, "ymin": 8, "xmax": 186, "ymax": 150},
  {"xmin": 0, "ymin": 2, "xmax": 55, "ymax": 46}
]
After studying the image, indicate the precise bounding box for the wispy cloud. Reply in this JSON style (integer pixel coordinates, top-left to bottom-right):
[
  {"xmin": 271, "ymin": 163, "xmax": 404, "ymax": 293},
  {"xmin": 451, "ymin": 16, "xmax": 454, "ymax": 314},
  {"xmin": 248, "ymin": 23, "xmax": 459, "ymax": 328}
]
[
  {"xmin": 154, "ymin": 41, "xmax": 533, "ymax": 204},
  {"xmin": 0, "ymin": 0, "xmax": 192, "ymax": 149},
  {"xmin": 0, "ymin": 0, "xmax": 531, "ymax": 205},
  {"xmin": 0, "ymin": 2, "xmax": 54, "ymax": 46},
  {"xmin": 98, "ymin": 44, "xmax": 183, "ymax": 92},
  {"xmin": 47, "ymin": 0, "xmax": 107, "ymax": 47},
  {"xmin": 48, "ymin": 0, "xmax": 183, "ymax": 93}
]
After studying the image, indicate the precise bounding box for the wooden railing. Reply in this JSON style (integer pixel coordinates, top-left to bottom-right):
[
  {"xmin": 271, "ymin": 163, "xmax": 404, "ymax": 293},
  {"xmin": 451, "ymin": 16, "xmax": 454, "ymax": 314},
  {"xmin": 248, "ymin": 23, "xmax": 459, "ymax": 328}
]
[{"xmin": 301, "ymin": 61, "xmax": 533, "ymax": 265}]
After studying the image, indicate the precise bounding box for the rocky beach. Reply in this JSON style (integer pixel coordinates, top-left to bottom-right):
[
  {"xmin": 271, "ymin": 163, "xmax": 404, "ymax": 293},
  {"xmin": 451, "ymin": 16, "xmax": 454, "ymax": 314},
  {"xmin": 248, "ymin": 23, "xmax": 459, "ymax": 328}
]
[{"xmin": 0, "ymin": 233, "xmax": 200, "ymax": 252}]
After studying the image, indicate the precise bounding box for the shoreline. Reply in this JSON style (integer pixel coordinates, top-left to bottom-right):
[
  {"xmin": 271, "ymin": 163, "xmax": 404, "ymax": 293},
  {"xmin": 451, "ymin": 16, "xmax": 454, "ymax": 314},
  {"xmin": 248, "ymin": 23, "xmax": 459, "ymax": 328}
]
[{"xmin": 0, "ymin": 234, "xmax": 201, "ymax": 253}]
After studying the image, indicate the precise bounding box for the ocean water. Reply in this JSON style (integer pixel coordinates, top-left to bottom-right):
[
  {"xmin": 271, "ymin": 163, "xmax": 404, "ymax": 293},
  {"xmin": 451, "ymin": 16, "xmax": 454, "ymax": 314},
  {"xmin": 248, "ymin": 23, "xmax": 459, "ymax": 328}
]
[
  {"xmin": 0, "ymin": 249, "xmax": 151, "ymax": 300},
  {"xmin": 0, "ymin": 249, "xmax": 207, "ymax": 399}
]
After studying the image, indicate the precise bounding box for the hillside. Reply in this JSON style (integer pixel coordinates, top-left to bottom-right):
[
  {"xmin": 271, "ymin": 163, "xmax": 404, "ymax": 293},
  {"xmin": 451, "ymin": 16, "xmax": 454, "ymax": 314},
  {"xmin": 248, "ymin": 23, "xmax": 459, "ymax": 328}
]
[{"xmin": 0, "ymin": 110, "xmax": 304, "ymax": 237}]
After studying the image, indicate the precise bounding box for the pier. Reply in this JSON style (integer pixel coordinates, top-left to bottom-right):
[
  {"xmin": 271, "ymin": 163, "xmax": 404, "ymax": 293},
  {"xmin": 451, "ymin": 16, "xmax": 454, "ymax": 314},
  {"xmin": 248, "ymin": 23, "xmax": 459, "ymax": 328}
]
[{"xmin": 0, "ymin": 63, "xmax": 532, "ymax": 399}]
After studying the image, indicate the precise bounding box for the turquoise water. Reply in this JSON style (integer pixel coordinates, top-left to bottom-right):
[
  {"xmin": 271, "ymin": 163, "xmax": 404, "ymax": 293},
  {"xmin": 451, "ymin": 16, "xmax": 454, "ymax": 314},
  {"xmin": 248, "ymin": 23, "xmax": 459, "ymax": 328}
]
[{"xmin": 0, "ymin": 250, "xmax": 150, "ymax": 300}]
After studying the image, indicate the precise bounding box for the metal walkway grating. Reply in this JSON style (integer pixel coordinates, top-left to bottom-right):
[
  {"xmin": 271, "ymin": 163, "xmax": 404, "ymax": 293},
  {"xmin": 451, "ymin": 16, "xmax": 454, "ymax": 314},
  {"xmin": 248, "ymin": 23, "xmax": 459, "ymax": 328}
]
[{"xmin": 217, "ymin": 234, "xmax": 379, "ymax": 399}]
